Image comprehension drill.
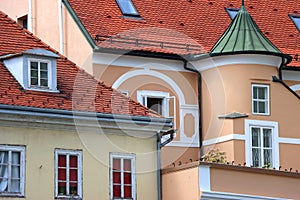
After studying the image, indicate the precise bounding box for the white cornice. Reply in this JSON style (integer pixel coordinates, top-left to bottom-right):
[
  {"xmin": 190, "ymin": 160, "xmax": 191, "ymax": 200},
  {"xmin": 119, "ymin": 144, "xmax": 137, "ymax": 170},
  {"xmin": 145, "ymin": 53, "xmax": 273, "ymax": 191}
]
[
  {"xmin": 190, "ymin": 54, "xmax": 282, "ymax": 72},
  {"xmin": 92, "ymin": 52, "xmax": 193, "ymax": 72}
]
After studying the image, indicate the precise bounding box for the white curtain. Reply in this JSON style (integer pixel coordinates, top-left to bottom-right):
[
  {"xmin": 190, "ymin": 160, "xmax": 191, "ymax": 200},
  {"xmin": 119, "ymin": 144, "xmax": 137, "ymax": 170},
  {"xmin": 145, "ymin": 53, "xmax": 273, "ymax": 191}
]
[
  {"xmin": 11, "ymin": 152, "xmax": 20, "ymax": 192},
  {"xmin": 0, "ymin": 152, "xmax": 8, "ymax": 192}
]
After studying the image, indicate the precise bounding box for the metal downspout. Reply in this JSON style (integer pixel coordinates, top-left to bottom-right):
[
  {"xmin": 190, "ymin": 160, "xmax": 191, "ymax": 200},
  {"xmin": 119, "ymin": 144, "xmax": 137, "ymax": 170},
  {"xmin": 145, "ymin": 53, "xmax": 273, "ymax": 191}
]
[
  {"xmin": 183, "ymin": 60, "xmax": 203, "ymax": 154},
  {"xmin": 58, "ymin": 0, "xmax": 64, "ymax": 54},
  {"xmin": 157, "ymin": 131, "xmax": 162, "ymax": 200},
  {"xmin": 28, "ymin": 0, "xmax": 33, "ymax": 32}
]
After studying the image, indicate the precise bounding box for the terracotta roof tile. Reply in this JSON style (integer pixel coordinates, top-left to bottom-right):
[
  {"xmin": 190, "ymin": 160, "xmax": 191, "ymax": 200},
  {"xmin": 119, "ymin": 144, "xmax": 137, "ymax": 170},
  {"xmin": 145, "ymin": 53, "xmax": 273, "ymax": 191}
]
[
  {"xmin": 67, "ymin": 0, "xmax": 300, "ymax": 66},
  {"xmin": 0, "ymin": 11, "xmax": 156, "ymax": 117}
]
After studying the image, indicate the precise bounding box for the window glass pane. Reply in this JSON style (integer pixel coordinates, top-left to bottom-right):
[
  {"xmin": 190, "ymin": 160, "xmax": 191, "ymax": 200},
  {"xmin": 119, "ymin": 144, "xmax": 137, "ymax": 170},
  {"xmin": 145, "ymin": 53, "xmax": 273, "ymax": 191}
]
[
  {"xmin": 113, "ymin": 172, "xmax": 121, "ymax": 184},
  {"xmin": 0, "ymin": 178, "xmax": 8, "ymax": 192},
  {"xmin": 258, "ymin": 101, "xmax": 266, "ymax": 113},
  {"xmin": 30, "ymin": 69, "xmax": 38, "ymax": 78},
  {"xmin": 252, "ymin": 148, "xmax": 261, "ymax": 167},
  {"xmin": 69, "ymin": 183, "xmax": 78, "ymax": 195},
  {"xmin": 58, "ymin": 168, "xmax": 66, "ymax": 181},
  {"xmin": 251, "ymin": 127, "xmax": 260, "ymax": 147},
  {"xmin": 113, "ymin": 185, "xmax": 121, "ymax": 197},
  {"xmin": 70, "ymin": 169, "xmax": 78, "ymax": 181},
  {"xmin": 40, "ymin": 62, "xmax": 48, "ymax": 70},
  {"xmin": 124, "ymin": 159, "xmax": 131, "ymax": 171},
  {"xmin": 58, "ymin": 185, "xmax": 66, "ymax": 195},
  {"xmin": 253, "ymin": 87, "xmax": 258, "ymax": 99},
  {"xmin": 58, "ymin": 155, "xmax": 66, "ymax": 167},
  {"xmin": 226, "ymin": 9, "xmax": 238, "ymax": 19},
  {"xmin": 10, "ymin": 180, "xmax": 20, "ymax": 192},
  {"xmin": 30, "ymin": 61, "xmax": 38, "ymax": 70},
  {"xmin": 113, "ymin": 158, "xmax": 121, "ymax": 171},
  {"xmin": 263, "ymin": 129, "xmax": 272, "ymax": 147},
  {"xmin": 40, "ymin": 71, "xmax": 48, "ymax": 79},
  {"xmin": 40, "ymin": 79, "xmax": 48, "ymax": 87},
  {"xmin": 124, "ymin": 185, "xmax": 132, "ymax": 198},
  {"xmin": 30, "ymin": 78, "xmax": 38, "ymax": 86},
  {"xmin": 0, "ymin": 151, "xmax": 8, "ymax": 166},
  {"xmin": 147, "ymin": 97, "xmax": 163, "ymax": 115},
  {"xmin": 117, "ymin": 0, "xmax": 139, "ymax": 15},
  {"xmin": 264, "ymin": 149, "xmax": 272, "ymax": 166},
  {"xmin": 70, "ymin": 156, "xmax": 78, "ymax": 168},
  {"xmin": 258, "ymin": 87, "xmax": 266, "ymax": 99},
  {"xmin": 12, "ymin": 152, "xmax": 20, "ymax": 165},
  {"xmin": 124, "ymin": 172, "xmax": 132, "ymax": 184},
  {"xmin": 253, "ymin": 101, "xmax": 258, "ymax": 113},
  {"xmin": 11, "ymin": 166, "xmax": 20, "ymax": 179}
]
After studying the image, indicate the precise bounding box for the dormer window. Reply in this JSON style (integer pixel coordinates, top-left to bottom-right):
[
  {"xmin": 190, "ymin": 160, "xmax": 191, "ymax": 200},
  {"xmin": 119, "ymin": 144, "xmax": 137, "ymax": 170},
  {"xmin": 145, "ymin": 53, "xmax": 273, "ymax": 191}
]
[
  {"xmin": 289, "ymin": 15, "xmax": 300, "ymax": 32},
  {"xmin": 29, "ymin": 59, "xmax": 50, "ymax": 88},
  {"xmin": 116, "ymin": 0, "xmax": 140, "ymax": 17},
  {"xmin": 1, "ymin": 48, "xmax": 59, "ymax": 92},
  {"xmin": 225, "ymin": 8, "xmax": 239, "ymax": 20}
]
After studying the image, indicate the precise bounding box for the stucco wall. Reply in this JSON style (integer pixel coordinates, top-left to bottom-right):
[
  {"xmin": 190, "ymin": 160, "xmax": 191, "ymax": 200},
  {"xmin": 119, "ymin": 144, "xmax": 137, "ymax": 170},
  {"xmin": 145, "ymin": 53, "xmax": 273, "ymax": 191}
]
[
  {"xmin": 162, "ymin": 167, "xmax": 199, "ymax": 200},
  {"xmin": 210, "ymin": 167, "xmax": 300, "ymax": 199},
  {"xmin": 0, "ymin": 124, "xmax": 157, "ymax": 200}
]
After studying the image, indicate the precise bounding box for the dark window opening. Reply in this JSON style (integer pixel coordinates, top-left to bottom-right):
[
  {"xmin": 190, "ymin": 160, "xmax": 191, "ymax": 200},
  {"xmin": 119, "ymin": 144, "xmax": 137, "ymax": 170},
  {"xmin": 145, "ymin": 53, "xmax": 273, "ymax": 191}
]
[
  {"xmin": 17, "ymin": 15, "xmax": 28, "ymax": 29},
  {"xmin": 147, "ymin": 97, "xmax": 163, "ymax": 115},
  {"xmin": 116, "ymin": 0, "xmax": 140, "ymax": 17},
  {"xmin": 225, "ymin": 8, "xmax": 239, "ymax": 20}
]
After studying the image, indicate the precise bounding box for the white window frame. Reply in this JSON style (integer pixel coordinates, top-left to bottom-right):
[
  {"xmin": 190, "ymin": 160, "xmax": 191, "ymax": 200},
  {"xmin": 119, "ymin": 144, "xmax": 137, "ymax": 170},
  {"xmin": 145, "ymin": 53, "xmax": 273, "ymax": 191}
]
[
  {"xmin": 251, "ymin": 84, "xmax": 270, "ymax": 115},
  {"xmin": 28, "ymin": 58, "xmax": 52, "ymax": 90},
  {"xmin": 0, "ymin": 145, "xmax": 25, "ymax": 197},
  {"xmin": 245, "ymin": 120, "xmax": 279, "ymax": 169},
  {"xmin": 110, "ymin": 153, "xmax": 136, "ymax": 200},
  {"xmin": 137, "ymin": 90, "xmax": 169, "ymax": 117},
  {"xmin": 54, "ymin": 149, "xmax": 82, "ymax": 199}
]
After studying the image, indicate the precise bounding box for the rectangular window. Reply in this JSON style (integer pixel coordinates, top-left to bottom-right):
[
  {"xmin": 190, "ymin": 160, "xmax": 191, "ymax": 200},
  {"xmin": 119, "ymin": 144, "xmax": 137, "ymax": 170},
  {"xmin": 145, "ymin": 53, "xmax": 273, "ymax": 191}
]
[
  {"xmin": 55, "ymin": 149, "xmax": 82, "ymax": 198},
  {"xmin": 251, "ymin": 127, "xmax": 273, "ymax": 167},
  {"xmin": 29, "ymin": 59, "xmax": 50, "ymax": 88},
  {"xmin": 110, "ymin": 153, "xmax": 136, "ymax": 200},
  {"xmin": 116, "ymin": 0, "xmax": 140, "ymax": 17},
  {"xmin": 0, "ymin": 145, "xmax": 25, "ymax": 197},
  {"xmin": 252, "ymin": 84, "xmax": 269, "ymax": 115}
]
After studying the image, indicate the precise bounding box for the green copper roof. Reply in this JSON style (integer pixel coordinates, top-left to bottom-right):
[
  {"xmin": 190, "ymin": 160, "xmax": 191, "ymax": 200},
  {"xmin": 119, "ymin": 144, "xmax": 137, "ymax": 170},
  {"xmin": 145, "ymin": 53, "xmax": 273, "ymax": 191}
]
[{"xmin": 209, "ymin": 4, "xmax": 288, "ymax": 60}]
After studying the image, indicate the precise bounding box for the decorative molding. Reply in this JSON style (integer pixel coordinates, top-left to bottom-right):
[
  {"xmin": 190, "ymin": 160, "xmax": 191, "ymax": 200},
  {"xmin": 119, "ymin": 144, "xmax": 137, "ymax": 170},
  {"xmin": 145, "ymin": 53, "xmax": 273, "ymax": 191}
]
[
  {"xmin": 282, "ymin": 70, "xmax": 300, "ymax": 81},
  {"xmin": 203, "ymin": 133, "xmax": 300, "ymax": 146},
  {"xmin": 290, "ymin": 84, "xmax": 300, "ymax": 91},
  {"xmin": 201, "ymin": 191, "xmax": 287, "ymax": 200},
  {"xmin": 202, "ymin": 134, "xmax": 245, "ymax": 146},
  {"xmin": 190, "ymin": 54, "xmax": 282, "ymax": 72},
  {"xmin": 218, "ymin": 112, "xmax": 249, "ymax": 119},
  {"xmin": 278, "ymin": 137, "xmax": 300, "ymax": 145},
  {"xmin": 92, "ymin": 52, "xmax": 189, "ymax": 71},
  {"xmin": 166, "ymin": 140, "xmax": 199, "ymax": 147},
  {"xmin": 112, "ymin": 69, "xmax": 186, "ymax": 105}
]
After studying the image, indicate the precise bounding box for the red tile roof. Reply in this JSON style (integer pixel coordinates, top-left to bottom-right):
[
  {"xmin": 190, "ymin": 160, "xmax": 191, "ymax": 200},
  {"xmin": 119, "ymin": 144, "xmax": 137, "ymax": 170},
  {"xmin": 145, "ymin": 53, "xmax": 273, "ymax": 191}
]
[
  {"xmin": 0, "ymin": 11, "xmax": 155, "ymax": 117},
  {"xmin": 67, "ymin": 0, "xmax": 300, "ymax": 67}
]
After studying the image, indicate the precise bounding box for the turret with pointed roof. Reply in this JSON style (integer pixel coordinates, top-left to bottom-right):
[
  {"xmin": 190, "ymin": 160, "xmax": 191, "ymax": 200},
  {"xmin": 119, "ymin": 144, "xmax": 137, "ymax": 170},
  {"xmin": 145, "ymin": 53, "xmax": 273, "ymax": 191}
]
[{"xmin": 209, "ymin": 1, "xmax": 291, "ymax": 64}]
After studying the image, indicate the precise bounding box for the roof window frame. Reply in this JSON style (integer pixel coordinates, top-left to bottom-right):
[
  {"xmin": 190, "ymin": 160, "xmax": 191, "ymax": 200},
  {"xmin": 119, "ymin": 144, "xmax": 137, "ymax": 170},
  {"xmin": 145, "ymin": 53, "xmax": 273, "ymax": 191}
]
[
  {"xmin": 289, "ymin": 14, "xmax": 300, "ymax": 33},
  {"xmin": 116, "ymin": 0, "xmax": 141, "ymax": 18},
  {"xmin": 225, "ymin": 8, "xmax": 239, "ymax": 20}
]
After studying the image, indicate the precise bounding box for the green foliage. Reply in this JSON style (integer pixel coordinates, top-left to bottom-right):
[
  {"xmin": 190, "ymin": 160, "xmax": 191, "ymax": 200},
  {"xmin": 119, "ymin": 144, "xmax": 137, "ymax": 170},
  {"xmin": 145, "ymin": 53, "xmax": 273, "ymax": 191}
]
[{"xmin": 201, "ymin": 148, "xmax": 227, "ymax": 164}]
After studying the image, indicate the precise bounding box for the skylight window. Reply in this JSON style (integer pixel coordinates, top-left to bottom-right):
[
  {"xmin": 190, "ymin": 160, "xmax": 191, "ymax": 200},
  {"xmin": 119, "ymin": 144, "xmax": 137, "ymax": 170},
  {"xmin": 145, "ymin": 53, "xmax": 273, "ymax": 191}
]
[
  {"xmin": 116, "ymin": 0, "xmax": 140, "ymax": 17},
  {"xmin": 290, "ymin": 15, "xmax": 300, "ymax": 32},
  {"xmin": 226, "ymin": 8, "xmax": 239, "ymax": 20}
]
